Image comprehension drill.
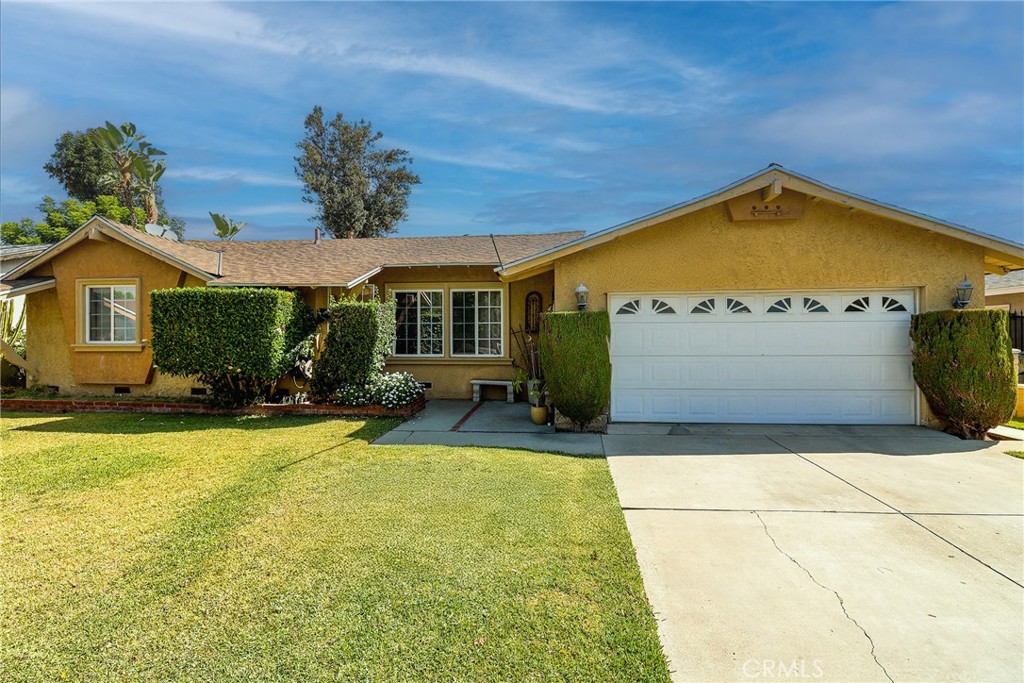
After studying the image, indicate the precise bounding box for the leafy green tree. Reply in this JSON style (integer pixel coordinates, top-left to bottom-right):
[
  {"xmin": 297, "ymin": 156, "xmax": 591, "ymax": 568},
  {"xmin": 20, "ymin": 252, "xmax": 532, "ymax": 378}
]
[
  {"xmin": 91, "ymin": 121, "xmax": 166, "ymax": 230},
  {"xmin": 43, "ymin": 129, "xmax": 116, "ymax": 201},
  {"xmin": 294, "ymin": 106, "xmax": 420, "ymax": 238},
  {"xmin": 0, "ymin": 219, "xmax": 53, "ymax": 245},
  {"xmin": 210, "ymin": 212, "xmax": 245, "ymax": 241},
  {"xmin": 0, "ymin": 196, "xmax": 147, "ymax": 245}
]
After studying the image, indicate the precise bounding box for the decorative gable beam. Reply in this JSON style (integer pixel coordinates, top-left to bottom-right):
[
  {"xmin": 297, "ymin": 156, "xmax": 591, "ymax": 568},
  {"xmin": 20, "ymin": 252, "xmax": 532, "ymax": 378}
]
[{"xmin": 761, "ymin": 179, "xmax": 783, "ymax": 202}]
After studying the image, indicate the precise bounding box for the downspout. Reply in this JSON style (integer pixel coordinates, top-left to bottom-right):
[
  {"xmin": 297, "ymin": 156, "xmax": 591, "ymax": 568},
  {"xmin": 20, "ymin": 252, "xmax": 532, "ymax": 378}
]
[{"xmin": 1, "ymin": 339, "xmax": 37, "ymax": 383}]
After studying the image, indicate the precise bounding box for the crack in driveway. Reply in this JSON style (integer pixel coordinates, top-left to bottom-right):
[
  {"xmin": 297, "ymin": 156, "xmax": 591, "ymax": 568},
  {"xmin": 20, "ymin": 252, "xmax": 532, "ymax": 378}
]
[
  {"xmin": 753, "ymin": 510, "xmax": 895, "ymax": 683},
  {"xmin": 763, "ymin": 436, "xmax": 1024, "ymax": 589}
]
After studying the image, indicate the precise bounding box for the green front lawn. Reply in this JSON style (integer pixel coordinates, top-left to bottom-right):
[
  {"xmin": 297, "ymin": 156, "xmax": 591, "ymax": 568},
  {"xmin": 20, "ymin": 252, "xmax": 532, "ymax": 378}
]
[
  {"xmin": 1, "ymin": 413, "xmax": 669, "ymax": 682},
  {"xmin": 1007, "ymin": 419, "xmax": 1024, "ymax": 430}
]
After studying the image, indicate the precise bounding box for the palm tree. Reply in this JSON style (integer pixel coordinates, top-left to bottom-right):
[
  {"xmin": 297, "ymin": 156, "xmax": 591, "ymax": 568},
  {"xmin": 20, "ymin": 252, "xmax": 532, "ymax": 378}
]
[
  {"xmin": 210, "ymin": 213, "xmax": 246, "ymax": 241},
  {"xmin": 134, "ymin": 157, "xmax": 166, "ymax": 226},
  {"xmin": 91, "ymin": 122, "xmax": 165, "ymax": 230}
]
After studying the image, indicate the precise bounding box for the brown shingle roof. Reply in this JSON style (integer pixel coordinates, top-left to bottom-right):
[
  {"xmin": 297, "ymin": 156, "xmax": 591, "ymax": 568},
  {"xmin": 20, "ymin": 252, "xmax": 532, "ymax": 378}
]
[
  {"xmin": 194, "ymin": 232, "xmax": 584, "ymax": 286},
  {"xmin": 120, "ymin": 226, "xmax": 222, "ymax": 275}
]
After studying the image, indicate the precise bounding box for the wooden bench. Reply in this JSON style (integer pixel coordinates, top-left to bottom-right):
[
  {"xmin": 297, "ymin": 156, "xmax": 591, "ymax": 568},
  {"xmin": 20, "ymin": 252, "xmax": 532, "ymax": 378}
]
[{"xmin": 471, "ymin": 379, "xmax": 515, "ymax": 403}]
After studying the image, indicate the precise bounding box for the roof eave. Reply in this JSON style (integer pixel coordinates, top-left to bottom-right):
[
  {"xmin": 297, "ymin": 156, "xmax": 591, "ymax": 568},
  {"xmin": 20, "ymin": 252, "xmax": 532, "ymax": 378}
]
[{"xmin": 0, "ymin": 277, "xmax": 57, "ymax": 299}]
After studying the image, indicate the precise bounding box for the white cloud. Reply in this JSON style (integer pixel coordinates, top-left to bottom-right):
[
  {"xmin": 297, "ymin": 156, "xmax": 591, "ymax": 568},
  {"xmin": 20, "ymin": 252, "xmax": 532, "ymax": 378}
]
[
  {"xmin": 165, "ymin": 166, "xmax": 300, "ymax": 188},
  {"xmin": 47, "ymin": 1, "xmax": 300, "ymax": 55},
  {"xmin": 228, "ymin": 202, "xmax": 309, "ymax": 218}
]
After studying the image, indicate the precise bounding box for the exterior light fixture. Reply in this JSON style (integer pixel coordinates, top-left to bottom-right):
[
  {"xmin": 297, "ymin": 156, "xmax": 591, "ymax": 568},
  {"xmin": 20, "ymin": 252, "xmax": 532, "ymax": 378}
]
[
  {"xmin": 951, "ymin": 276, "xmax": 974, "ymax": 309},
  {"xmin": 574, "ymin": 283, "xmax": 589, "ymax": 311}
]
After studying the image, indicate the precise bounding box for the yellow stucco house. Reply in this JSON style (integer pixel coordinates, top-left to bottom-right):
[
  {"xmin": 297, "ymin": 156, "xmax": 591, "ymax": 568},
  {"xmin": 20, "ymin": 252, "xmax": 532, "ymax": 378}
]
[{"xmin": 4, "ymin": 165, "xmax": 1022, "ymax": 427}]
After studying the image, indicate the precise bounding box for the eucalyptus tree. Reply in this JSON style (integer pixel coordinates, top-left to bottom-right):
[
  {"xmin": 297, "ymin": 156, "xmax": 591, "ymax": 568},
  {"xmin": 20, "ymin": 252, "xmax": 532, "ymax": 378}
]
[{"xmin": 294, "ymin": 106, "xmax": 420, "ymax": 238}]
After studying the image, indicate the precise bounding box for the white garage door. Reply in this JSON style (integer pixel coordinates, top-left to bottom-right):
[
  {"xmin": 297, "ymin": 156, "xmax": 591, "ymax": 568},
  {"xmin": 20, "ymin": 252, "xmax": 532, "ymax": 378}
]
[{"xmin": 609, "ymin": 291, "xmax": 916, "ymax": 424}]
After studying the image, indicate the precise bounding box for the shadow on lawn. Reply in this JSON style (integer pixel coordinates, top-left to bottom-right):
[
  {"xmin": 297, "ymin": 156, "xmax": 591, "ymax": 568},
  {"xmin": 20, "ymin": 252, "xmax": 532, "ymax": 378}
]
[{"xmin": 7, "ymin": 412, "xmax": 400, "ymax": 436}]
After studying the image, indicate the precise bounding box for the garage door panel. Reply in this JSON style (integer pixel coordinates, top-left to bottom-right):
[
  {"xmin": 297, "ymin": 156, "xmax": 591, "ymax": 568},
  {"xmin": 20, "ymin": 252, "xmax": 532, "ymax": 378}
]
[
  {"xmin": 610, "ymin": 290, "xmax": 916, "ymax": 424},
  {"xmin": 621, "ymin": 323, "xmax": 910, "ymax": 357},
  {"xmin": 614, "ymin": 389, "xmax": 915, "ymax": 424},
  {"xmin": 614, "ymin": 355, "xmax": 913, "ymax": 392}
]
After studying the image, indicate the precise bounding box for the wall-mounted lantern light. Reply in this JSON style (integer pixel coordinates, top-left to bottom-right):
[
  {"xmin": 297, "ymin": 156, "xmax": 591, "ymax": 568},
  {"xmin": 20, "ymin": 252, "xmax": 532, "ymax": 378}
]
[
  {"xmin": 951, "ymin": 276, "xmax": 974, "ymax": 309},
  {"xmin": 574, "ymin": 283, "xmax": 589, "ymax": 311}
]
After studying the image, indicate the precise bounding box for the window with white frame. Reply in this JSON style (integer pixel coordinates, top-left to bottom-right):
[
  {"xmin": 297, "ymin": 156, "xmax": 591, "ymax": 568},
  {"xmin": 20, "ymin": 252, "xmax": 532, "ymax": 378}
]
[
  {"xmin": 394, "ymin": 290, "xmax": 443, "ymax": 355},
  {"xmin": 86, "ymin": 285, "xmax": 137, "ymax": 343},
  {"xmin": 452, "ymin": 289, "xmax": 503, "ymax": 356}
]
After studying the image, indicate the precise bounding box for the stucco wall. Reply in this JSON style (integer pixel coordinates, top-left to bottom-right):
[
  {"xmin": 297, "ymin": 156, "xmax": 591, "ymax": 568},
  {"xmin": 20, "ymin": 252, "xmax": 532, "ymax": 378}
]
[
  {"xmin": 551, "ymin": 194, "xmax": 986, "ymax": 314},
  {"xmin": 24, "ymin": 238, "xmax": 203, "ymax": 397}
]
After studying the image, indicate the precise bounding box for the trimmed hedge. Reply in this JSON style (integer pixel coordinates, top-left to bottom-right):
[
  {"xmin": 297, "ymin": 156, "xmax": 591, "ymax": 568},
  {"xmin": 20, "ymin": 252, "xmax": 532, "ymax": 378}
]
[
  {"xmin": 151, "ymin": 288, "xmax": 315, "ymax": 406},
  {"xmin": 540, "ymin": 311, "xmax": 611, "ymax": 430},
  {"xmin": 311, "ymin": 297, "xmax": 397, "ymax": 400},
  {"xmin": 910, "ymin": 309, "xmax": 1016, "ymax": 439}
]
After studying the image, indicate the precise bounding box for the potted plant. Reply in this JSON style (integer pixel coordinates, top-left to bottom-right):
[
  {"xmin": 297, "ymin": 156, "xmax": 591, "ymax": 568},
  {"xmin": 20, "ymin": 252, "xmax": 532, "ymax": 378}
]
[
  {"xmin": 527, "ymin": 380, "xmax": 548, "ymax": 425},
  {"xmin": 512, "ymin": 327, "xmax": 547, "ymax": 425}
]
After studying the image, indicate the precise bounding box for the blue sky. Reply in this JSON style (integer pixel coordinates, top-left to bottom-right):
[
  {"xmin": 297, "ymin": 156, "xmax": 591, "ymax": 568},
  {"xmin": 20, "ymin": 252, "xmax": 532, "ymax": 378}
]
[{"xmin": 1, "ymin": 1, "xmax": 1022, "ymax": 243}]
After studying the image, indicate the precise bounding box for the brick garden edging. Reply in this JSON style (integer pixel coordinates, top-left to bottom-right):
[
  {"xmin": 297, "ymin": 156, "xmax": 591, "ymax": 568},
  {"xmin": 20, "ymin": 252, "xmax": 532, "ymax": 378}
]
[{"xmin": 0, "ymin": 394, "xmax": 426, "ymax": 419}]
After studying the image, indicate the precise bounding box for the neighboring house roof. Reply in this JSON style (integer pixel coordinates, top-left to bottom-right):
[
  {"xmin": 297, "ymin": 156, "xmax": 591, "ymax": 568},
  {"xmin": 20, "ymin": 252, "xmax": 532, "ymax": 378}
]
[
  {"xmin": 2, "ymin": 215, "xmax": 584, "ymax": 288},
  {"xmin": 1, "ymin": 244, "xmax": 50, "ymax": 262},
  {"xmin": 498, "ymin": 164, "xmax": 1024, "ymax": 278},
  {"xmin": 198, "ymin": 232, "xmax": 584, "ymax": 288},
  {"xmin": 986, "ymin": 270, "xmax": 1024, "ymax": 295}
]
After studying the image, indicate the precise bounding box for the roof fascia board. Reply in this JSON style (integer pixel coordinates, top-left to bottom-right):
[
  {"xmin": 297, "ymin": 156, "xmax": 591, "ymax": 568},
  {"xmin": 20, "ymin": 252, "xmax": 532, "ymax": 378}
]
[{"xmin": 0, "ymin": 278, "xmax": 57, "ymax": 299}]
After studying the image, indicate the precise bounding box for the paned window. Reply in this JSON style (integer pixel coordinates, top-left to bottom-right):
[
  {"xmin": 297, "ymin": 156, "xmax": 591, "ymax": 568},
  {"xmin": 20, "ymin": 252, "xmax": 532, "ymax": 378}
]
[
  {"xmin": 394, "ymin": 290, "xmax": 443, "ymax": 356},
  {"xmin": 452, "ymin": 290, "xmax": 503, "ymax": 356},
  {"xmin": 86, "ymin": 285, "xmax": 137, "ymax": 343}
]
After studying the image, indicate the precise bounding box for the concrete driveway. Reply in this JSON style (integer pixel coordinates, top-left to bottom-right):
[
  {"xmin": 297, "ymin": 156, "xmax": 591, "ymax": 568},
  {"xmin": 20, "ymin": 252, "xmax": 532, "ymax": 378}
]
[{"xmin": 605, "ymin": 425, "xmax": 1024, "ymax": 683}]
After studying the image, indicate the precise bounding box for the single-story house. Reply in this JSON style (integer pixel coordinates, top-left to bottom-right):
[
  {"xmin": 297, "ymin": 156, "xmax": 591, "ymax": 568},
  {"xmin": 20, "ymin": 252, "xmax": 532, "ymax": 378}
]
[
  {"xmin": 3, "ymin": 164, "xmax": 1022, "ymax": 426},
  {"xmin": 985, "ymin": 270, "xmax": 1024, "ymax": 314}
]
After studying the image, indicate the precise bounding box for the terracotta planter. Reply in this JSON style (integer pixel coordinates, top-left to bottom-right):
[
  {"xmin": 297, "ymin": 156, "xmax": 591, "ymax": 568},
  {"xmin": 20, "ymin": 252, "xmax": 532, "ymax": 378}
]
[{"xmin": 530, "ymin": 405, "xmax": 548, "ymax": 425}]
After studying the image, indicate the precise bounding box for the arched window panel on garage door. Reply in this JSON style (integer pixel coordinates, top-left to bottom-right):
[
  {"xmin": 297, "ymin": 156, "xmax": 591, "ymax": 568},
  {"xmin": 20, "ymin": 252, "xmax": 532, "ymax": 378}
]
[
  {"xmin": 651, "ymin": 298, "xmax": 677, "ymax": 315},
  {"xmin": 616, "ymin": 299, "xmax": 641, "ymax": 315},
  {"xmin": 689, "ymin": 297, "xmax": 716, "ymax": 314}
]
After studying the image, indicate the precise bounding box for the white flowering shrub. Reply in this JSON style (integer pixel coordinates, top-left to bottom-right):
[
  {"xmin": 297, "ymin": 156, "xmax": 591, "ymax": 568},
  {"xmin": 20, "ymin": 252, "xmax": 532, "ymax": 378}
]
[
  {"xmin": 332, "ymin": 372, "xmax": 423, "ymax": 408},
  {"xmin": 370, "ymin": 372, "xmax": 424, "ymax": 408},
  {"xmin": 334, "ymin": 383, "xmax": 373, "ymax": 406}
]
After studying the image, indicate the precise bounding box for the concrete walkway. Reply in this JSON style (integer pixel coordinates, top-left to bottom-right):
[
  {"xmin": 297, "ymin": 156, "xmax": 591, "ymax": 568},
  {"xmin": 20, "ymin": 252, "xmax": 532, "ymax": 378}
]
[
  {"xmin": 375, "ymin": 401, "xmax": 1024, "ymax": 681},
  {"xmin": 372, "ymin": 399, "xmax": 603, "ymax": 456}
]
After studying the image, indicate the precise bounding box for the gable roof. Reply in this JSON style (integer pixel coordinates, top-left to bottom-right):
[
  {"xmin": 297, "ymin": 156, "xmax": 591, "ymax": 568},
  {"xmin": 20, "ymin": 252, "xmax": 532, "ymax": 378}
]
[
  {"xmin": 2, "ymin": 215, "xmax": 583, "ymax": 288},
  {"xmin": 497, "ymin": 164, "xmax": 1024, "ymax": 278},
  {"xmin": 3, "ymin": 216, "xmax": 221, "ymax": 282}
]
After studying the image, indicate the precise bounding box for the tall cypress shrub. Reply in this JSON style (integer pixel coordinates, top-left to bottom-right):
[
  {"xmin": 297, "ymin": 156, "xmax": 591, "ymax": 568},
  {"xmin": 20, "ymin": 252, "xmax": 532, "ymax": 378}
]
[
  {"xmin": 311, "ymin": 297, "xmax": 397, "ymax": 400},
  {"xmin": 909, "ymin": 309, "xmax": 1015, "ymax": 439},
  {"xmin": 540, "ymin": 311, "xmax": 611, "ymax": 431}
]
